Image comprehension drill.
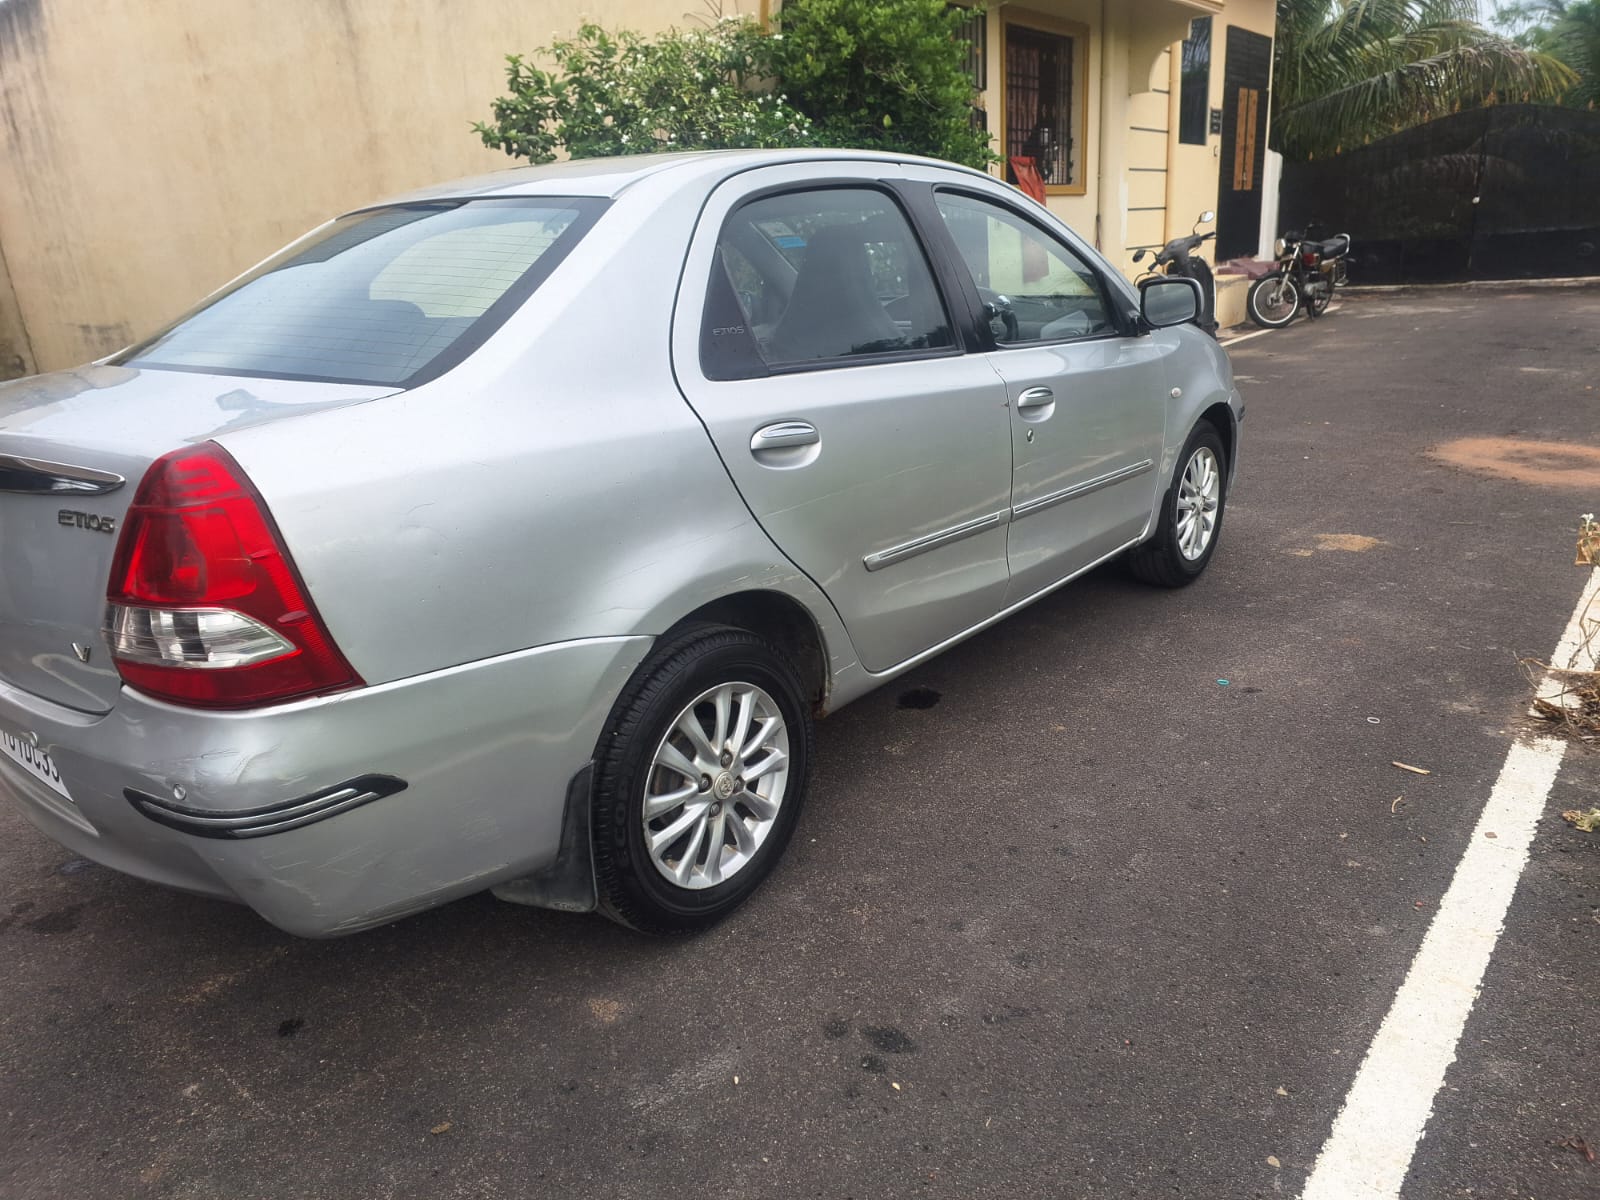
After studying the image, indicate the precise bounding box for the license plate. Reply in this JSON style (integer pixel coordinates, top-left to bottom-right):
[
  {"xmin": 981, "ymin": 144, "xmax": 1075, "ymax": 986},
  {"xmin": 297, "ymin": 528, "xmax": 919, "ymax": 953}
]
[{"xmin": 0, "ymin": 727, "xmax": 74, "ymax": 803}]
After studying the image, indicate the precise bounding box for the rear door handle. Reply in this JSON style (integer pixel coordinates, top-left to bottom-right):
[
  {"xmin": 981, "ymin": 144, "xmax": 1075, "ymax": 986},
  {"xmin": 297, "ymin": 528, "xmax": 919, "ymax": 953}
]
[
  {"xmin": 750, "ymin": 421, "xmax": 820, "ymax": 452},
  {"xmin": 1016, "ymin": 387, "xmax": 1054, "ymax": 409}
]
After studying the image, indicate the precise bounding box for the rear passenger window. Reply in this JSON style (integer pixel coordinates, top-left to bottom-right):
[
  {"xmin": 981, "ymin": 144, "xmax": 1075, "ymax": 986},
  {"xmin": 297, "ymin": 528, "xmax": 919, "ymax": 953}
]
[{"xmin": 702, "ymin": 188, "xmax": 953, "ymax": 377}]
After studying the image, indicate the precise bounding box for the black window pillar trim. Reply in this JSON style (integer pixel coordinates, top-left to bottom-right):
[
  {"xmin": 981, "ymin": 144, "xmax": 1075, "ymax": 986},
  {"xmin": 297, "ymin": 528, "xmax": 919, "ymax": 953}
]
[{"xmin": 885, "ymin": 180, "xmax": 992, "ymax": 354}]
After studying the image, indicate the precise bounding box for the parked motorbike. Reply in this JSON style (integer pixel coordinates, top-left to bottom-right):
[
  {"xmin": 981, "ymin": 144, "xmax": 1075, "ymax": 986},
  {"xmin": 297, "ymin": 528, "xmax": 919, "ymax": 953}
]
[
  {"xmin": 1133, "ymin": 210, "xmax": 1219, "ymax": 336},
  {"xmin": 1246, "ymin": 228, "xmax": 1352, "ymax": 329}
]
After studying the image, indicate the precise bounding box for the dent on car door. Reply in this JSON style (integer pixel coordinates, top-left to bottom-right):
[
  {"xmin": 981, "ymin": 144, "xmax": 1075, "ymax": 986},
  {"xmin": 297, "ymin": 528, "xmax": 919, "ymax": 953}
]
[
  {"xmin": 929, "ymin": 189, "xmax": 1172, "ymax": 603},
  {"xmin": 672, "ymin": 173, "xmax": 1013, "ymax": 673}
]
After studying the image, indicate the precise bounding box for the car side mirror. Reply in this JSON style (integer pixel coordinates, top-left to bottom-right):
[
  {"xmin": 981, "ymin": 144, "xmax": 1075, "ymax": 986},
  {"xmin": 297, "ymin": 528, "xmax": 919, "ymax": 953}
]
[{"xmin": 1139, "ymin": 276, "xmax": 1203, "ymax": 328}]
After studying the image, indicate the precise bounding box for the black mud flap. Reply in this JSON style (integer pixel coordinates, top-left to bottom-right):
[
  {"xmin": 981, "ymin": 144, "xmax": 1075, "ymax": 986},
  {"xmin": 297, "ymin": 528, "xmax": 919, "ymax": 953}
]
[{"xmin": 490, "ymin": 763, "xmax": 598, "ymax": 914}]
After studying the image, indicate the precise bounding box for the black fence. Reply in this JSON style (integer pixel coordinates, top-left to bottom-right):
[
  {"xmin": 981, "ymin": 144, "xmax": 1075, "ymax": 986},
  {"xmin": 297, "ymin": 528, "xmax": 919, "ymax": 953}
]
[{"xmin": 1279, "ymin": 105, "xmax": 1600, "ymax": 284}]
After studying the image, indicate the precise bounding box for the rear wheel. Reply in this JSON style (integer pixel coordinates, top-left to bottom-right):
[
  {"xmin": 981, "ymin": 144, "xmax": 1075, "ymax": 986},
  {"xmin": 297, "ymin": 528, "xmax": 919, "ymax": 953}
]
[
  {"xmin": 1307, "ymin": 278, "xmax": 1334, "ymax": 317},
  {"xmin": 1246, "ymin": 273, "xmax": 1299, "ymax": 328},
  {"xmin": 591, "ymin": 626, "xmax": 813, "ymax": 934},
  {"xmin": 1127, "ymin": 423, "xmax": 1228, "ymax": 588}
]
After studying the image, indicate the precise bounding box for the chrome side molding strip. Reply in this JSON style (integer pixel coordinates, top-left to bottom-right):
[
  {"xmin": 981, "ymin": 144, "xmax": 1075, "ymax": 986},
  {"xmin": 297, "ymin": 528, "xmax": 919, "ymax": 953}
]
[
  {"xmin": 0, "ymin": 454, "xmax": 126, "ymax": 496},
  {"xmin": 863, "ymin": 509, "xmax": 1007, "ymax": 573},
  {"xmin": 1011, "ymin": 459, "xmax": 1154, "ymax": 521}
]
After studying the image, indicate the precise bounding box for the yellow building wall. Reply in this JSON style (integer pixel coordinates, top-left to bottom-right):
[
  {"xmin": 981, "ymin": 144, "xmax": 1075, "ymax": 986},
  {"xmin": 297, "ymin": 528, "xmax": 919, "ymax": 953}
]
[
  {"xmin": 1125, "ymin": 48, "xmax": 1174, "ymax": 259},
  {"xmin": 1164, "ymin": 0, "xmax": 1277, "ymax": 249},
  {"xmin": 985, "ymin": 1, "xmax": 1105, "ymax": 238},
  {"xmin": 0, "ymin": 0, "xmax": 700, "ymax": 373},
  {"xmin": 979, "ymin": 0, "xmax": 1274, "ymax": 295}
]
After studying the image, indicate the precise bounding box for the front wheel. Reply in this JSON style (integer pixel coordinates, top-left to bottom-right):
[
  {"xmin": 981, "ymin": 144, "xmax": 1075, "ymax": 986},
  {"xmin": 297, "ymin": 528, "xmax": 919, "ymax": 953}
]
[
  {"xmin": 1127, "ymin": 423, "xmax": 1228, "ymax": 588},
  {"xmin": 591, "ymin": 626, "xmax": 813, "ymax": 935},
  {"xmin": 1246, "ymin": 273, "xmax": 1300, "ymax": 329}
]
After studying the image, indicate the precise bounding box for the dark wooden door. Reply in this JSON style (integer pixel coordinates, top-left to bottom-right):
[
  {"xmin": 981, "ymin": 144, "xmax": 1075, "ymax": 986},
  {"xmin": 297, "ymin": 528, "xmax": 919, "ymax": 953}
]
[{"xmin": 1217, "ymin": 26, "xmax": 1272, "ymax": 260}]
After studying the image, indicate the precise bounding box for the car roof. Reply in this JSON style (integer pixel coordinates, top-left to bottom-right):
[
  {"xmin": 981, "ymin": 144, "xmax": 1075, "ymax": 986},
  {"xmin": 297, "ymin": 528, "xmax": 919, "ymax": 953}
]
[{"xmin": 358, "ymin": 148, "xmax": 996, "ymax": 210}]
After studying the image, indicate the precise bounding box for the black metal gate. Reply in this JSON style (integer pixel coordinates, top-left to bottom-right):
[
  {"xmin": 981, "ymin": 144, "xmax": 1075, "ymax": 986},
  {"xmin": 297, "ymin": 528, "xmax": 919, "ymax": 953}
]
[
  {"xmin": 1217, "ymin": 26, "xmax": 1273, "ymax": 260},
  {"xmin": 1279, "ymin": 105, "xmax": 1600, "ymax": 283}
]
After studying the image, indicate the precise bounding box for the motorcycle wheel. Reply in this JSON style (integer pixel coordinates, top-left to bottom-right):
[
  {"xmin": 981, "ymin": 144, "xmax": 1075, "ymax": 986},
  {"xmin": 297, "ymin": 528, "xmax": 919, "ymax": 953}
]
[{"xmin": 1246, "ymin": 273, "xmax": 1300, "ymax": 329}]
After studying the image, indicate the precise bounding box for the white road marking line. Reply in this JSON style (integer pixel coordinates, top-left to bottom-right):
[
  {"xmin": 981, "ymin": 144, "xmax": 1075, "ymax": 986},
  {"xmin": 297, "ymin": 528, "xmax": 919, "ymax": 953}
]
[
  {"xmin": 1219, "ymin": 327, "xmax": 1273, "ymax": 348},
  {"xmin": 1534, "ymin": 565, "xmax": 1600, "ymax": 707},
  {"xmin": 1299, "ymin": 573, "xmax": 1597, "ymax": 1199}
]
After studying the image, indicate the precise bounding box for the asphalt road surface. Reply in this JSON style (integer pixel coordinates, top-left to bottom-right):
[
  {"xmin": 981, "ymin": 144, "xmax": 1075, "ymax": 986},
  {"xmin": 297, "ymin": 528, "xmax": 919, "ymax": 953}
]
[{"xmin": 3, "ymin": 284, "xmax": 1598, "ymax": 1200}]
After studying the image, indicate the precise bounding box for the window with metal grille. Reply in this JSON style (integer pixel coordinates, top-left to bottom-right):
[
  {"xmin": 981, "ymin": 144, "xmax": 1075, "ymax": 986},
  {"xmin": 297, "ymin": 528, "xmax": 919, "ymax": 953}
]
[
  {"xmin": 1005, "ymin": 25, "xmax": 1076, "ymax": 188},
  {"xmin": 952, "ymin": 7, "xmax": 986, "ymax": 91},
  {"xmin": 1179, "ymin": 17, "xmax": 1212, "ymax": 146},
  {"xmin": 950, "ymin": 7, "xmax": 988, "ymax": 133}
]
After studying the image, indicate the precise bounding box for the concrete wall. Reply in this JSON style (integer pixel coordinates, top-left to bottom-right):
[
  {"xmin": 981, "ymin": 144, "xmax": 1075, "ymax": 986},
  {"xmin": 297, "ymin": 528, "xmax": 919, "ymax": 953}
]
[
  {"xmin": 0, "ymin": 235, "xmax": 35, "ymax": 379},
  {"xmin": 0, "ymin": 0, "xmax": 694, "ymax": 375}
]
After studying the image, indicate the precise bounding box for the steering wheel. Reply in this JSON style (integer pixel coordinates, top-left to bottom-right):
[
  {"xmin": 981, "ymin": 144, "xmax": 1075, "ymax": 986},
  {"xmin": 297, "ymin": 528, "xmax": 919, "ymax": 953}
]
[{"xmin": 978, "ymin": 288, "xmax": 1021, "ymax": 343}]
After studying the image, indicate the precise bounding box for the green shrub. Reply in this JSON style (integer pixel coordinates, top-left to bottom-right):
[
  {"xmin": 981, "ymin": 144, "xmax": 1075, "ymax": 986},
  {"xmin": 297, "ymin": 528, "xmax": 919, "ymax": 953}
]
[
  {"xmin": 773, "ymin": 0, "xmax": 994, "ymax": 168},
  {"xmin": 473, "ymin": 19, "xmax": 814, "ymax": 163},
  {"xmin": 474, "ymin": 1, "xmax": 995, "ymax": 168}
]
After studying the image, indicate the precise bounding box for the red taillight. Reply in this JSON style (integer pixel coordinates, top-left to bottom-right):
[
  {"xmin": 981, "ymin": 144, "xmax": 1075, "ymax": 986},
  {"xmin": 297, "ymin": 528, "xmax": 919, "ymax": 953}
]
[{"xmin": 105, "ymin": 443, "xmax": 361, "ymax": 709}]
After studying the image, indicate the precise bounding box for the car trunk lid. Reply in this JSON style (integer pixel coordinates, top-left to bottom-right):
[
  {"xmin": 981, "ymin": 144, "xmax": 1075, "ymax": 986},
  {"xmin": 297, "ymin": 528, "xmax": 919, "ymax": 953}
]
[{"xmin": 0, "ymin": 364, "xmax": 394, "ymax": 714}]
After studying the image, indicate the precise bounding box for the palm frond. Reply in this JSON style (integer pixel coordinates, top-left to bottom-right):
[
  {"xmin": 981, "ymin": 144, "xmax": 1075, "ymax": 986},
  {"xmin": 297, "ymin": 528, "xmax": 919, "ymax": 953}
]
[{"xmin": 1274, "ymin": 0, "xmax": 1580, "ymax": 158}]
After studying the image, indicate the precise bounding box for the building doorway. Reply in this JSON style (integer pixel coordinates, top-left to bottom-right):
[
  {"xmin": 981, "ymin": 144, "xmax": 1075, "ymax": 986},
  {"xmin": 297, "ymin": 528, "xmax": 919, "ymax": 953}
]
[{"xmin": 1217, "ymin": 26, "xmax": 1272, "ymax": 260}]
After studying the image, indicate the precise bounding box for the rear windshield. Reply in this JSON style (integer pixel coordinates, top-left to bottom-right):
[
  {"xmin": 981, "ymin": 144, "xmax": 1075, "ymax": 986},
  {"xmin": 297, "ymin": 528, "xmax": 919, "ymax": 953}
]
[{"xmin": 119, "ymin": 197, "xmax": 607, "ymax": 387}]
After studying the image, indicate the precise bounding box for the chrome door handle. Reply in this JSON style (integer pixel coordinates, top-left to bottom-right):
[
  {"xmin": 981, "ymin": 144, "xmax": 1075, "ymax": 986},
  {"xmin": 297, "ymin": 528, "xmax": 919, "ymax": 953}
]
[
  {"xmin": 750, "ymin": 421, "xmax": 819, "ymax": 452},
  {"xmin": 1016, "ymin": 387, "xmax": 1054, "ymax": 409}
]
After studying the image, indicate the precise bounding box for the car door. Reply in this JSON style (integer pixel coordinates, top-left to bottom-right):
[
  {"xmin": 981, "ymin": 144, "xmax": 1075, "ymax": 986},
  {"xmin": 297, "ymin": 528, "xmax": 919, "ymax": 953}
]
[
  {"xmin": 670, "ymin": 165, "xmax": 1013, "ymax": 673},
  {"xmin": 922, "ymin": 184, "xmax": 1174, "ymax": 605}
]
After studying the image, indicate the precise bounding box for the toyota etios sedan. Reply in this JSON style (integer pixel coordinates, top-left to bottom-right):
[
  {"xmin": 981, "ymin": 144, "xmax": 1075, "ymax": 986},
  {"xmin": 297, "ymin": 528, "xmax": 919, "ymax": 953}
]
[{"xmin": 0, "ymin": 150, "xmax": 1240, "ymax": 936}]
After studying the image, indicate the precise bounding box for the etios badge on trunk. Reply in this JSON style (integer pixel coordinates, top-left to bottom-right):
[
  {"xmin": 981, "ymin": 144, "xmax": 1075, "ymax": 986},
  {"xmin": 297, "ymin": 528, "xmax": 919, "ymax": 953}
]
[{"xmin": 58, "ymin": 509, "xmax": 117, "ymax": 534}]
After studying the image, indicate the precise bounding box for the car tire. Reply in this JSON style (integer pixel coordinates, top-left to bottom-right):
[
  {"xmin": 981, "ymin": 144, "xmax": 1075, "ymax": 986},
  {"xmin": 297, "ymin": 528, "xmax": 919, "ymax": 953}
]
[
  {"xmin": 1127, "ymin": 422, "xmax": 1228, "ymax": 588},
  {"xmin": 591, "ymin": 624, "xmax": 813, "ymax": 935}
]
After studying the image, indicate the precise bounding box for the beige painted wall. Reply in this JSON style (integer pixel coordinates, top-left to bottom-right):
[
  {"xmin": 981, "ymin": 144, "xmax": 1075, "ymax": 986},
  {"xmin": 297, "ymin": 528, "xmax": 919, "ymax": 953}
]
[
  {"xmin": 0, "ymin": 236, "xmax": 35, "ymax": 379},
  {"xmin": 0, "ymin": 0, "xmax": 711, "ymax": 374}
]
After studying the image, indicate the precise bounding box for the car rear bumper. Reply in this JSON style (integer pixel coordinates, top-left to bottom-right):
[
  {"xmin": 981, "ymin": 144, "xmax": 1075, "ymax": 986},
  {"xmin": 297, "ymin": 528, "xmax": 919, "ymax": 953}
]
[{"xmin": 0, "ymin": 635, "xmax": 649, "ymax": 936}]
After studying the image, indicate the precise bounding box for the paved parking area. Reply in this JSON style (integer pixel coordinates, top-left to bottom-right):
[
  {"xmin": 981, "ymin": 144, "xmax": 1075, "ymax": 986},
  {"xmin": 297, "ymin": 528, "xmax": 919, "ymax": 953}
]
[{"xmin": 3, "ymin": 284, "xmax": 1598, "ymax": 1200}]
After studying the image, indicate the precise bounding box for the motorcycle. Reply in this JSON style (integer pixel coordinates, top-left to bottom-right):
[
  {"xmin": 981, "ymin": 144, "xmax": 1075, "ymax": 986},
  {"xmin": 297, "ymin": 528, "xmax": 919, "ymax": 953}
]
[
  {"xmin": 1246, "ymin": 227, "xmax": 1352, "ymax": 329},
  {"xmin": 1133, "ymin": 210, "xmax": 1219, "ymax": 337}
]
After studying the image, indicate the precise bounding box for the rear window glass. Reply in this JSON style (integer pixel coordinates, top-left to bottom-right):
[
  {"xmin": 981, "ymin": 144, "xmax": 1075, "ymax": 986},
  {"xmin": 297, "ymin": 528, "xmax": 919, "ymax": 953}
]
[{"xmin": 119, "ymin": 197, "xmax": 606, "ymax": 387}]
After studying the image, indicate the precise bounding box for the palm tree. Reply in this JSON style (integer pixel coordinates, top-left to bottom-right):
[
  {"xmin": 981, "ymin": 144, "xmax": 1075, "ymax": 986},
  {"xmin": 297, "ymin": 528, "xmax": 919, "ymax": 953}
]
[
  {"xmin": 1495, "ymin": 0, "xmax": 1600, "ymax": 107},
  {"xmin": 1273, "ymin": 0, "xmax": 1578, "ymax": 159},
  {"xmin": 1557, "ymin": 2, "xmax": 1600, "ymax": 106}
]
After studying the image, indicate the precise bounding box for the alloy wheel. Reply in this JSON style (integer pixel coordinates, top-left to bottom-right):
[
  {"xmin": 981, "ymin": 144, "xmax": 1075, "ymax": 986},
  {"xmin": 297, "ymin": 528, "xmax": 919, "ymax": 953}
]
[
  {"xmin": 1176, "ymin": 446, "xmax": 1221, "ymax": 560},
  {"xmin": 642, "ymin": 682, "xmax": 791, "ymax": 890}
]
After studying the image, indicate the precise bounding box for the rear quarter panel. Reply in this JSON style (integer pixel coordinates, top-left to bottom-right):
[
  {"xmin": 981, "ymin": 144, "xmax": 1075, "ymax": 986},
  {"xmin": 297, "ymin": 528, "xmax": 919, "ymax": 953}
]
[{"xmin": 216, "ymin": 176, "xmax": 856, "ymax": 688}]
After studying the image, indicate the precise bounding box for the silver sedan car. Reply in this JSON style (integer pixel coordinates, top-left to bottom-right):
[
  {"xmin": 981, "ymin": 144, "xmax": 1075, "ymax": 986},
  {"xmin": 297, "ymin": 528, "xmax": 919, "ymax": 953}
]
[{"xmin": 0, "ymin": 150, "xmax": 1241, "ymax": 936}]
